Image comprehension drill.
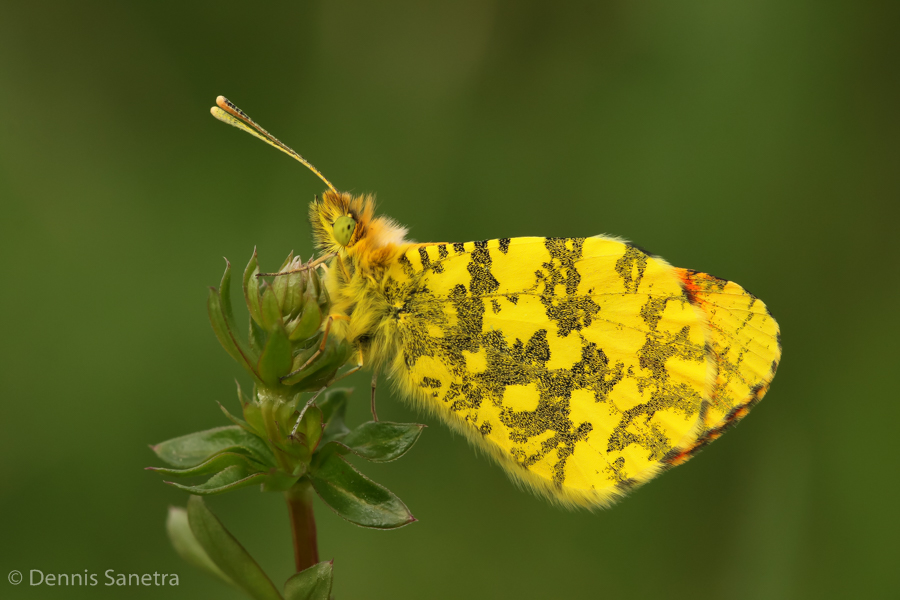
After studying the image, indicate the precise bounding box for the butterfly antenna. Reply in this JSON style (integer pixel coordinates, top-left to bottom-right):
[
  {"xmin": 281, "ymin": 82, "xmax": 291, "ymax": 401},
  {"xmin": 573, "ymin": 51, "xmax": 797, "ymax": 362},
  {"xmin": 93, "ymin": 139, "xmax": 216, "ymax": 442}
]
[{"xmin": 211, "ymin": 96, "xmax": 338, "ymax": 194}]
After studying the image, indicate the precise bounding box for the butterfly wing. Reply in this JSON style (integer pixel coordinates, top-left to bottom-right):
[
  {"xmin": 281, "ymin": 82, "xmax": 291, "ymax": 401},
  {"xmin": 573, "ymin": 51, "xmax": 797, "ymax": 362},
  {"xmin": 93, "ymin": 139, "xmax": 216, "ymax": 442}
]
[
  {"xmin": 662, "ymin": 269, "xmax": 781, "ymax": 466},
  {"xmin": 379, "ymin": 236, "xmax": 777, "ymax": 507}
]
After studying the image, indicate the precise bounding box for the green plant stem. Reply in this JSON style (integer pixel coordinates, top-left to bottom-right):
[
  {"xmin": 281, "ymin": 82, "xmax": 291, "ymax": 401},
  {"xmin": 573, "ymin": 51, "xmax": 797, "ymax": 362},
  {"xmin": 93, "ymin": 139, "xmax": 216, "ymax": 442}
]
[{"xmin": 285, "ymin": 479, "xmax": 318, "ymax": 572}]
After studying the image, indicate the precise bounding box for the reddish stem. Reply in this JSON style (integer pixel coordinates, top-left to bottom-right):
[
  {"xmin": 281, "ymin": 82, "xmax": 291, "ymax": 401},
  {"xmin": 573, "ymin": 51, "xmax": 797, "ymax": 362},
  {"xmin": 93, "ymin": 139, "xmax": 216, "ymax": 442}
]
[{"xmin": 285, "ymin": 480, "xmax": 318, "ymax": 572}]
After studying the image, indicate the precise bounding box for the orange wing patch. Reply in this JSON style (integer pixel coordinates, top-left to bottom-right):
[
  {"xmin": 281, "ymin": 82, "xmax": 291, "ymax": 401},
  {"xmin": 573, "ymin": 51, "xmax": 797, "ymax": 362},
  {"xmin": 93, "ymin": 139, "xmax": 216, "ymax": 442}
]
[{"xmin": 664, "ymin": 269, "xmax": 781, "ymax": 466}]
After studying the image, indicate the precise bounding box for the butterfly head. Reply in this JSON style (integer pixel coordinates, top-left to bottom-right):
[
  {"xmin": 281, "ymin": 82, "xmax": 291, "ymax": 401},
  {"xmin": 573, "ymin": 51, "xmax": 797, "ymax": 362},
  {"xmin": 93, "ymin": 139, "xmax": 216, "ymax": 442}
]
[
  {"xmin": 309, "ymin": 191, "xmax": 373, "ymax": 255},
  {"xmin": 309, "ymin": 190, "xmax": 409, "ymax": 261}
]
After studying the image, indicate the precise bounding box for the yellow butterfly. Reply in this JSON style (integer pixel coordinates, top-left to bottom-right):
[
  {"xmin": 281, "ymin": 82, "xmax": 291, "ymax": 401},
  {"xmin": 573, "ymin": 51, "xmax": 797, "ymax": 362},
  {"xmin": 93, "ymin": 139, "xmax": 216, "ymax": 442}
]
[{"xmin": 211, "ymin": 96, "xmax": 781, "ymax": 508}]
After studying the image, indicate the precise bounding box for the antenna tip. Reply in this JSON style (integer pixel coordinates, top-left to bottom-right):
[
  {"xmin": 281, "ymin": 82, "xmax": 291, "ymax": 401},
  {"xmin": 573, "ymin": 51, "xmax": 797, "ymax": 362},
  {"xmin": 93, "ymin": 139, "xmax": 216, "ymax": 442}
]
[
  {"xmin": 209, "ymin": 106, "xmax": 218, "ymax": 117},
  {"xmin": 216, "ymin": 95, "xmax": 228, "ymax": 108}
]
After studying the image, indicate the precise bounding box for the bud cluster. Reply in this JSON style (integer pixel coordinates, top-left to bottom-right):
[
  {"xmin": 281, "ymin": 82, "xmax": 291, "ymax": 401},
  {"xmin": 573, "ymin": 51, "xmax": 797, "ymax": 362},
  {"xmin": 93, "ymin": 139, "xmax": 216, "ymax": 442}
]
[
  {"xmin": 150, "ymin": 250, "xmax": 422, "ymax": 531},
  {"xmin": 209, "ymin": 250, "xmax": 353, "ymax": 394}
]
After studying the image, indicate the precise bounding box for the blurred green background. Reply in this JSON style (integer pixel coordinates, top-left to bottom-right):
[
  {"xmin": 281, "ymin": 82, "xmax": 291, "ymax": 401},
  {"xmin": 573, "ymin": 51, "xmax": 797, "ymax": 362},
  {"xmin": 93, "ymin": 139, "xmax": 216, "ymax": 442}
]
[{"xmin": 1, "ymin": 1, "xmax": 898, "ymax": 598}]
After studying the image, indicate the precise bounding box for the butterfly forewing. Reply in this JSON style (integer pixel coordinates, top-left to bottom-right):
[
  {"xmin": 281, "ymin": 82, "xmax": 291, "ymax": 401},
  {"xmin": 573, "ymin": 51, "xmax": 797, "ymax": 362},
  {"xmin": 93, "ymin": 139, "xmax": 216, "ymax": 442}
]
[{"xmin": 661, "ymin": 270, "xmax": 781, "ymax": 465}]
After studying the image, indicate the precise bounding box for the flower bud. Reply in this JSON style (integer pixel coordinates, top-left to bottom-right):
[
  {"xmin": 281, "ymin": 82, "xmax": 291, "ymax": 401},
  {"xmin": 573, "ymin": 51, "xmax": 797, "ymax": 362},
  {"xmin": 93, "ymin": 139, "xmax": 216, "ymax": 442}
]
[
  {"xmin": 204, "ymin": 249, "xmax": 355, "ymax": 479},
  {"xmin": 208, "ymin": 249, "xmax": 353, "ymax": 395}
]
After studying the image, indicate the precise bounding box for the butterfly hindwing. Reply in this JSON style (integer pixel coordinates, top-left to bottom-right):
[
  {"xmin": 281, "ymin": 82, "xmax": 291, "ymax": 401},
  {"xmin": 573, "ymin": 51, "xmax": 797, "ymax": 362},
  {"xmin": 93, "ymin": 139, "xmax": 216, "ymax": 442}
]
[{"xmin": 381, "ymin": 236, "xmax": 717, "ymax": 507}]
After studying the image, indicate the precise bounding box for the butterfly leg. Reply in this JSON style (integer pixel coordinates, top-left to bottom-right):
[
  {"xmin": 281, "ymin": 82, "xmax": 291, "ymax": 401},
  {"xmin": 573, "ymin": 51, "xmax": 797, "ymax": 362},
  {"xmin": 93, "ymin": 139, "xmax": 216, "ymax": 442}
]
[
  {"xmin": 319, "ymin": 344, "xmax": 377, "ymax": 421},
  {"xmin": 302, "ymin": 314, "xmax": 348, "ymax": 371},
  {"xmin": 370, "ymin": 372, "xmax": 379, "ymax": 422},
  {"xmin": 280, "ymin": 314, "xmax": 350, "ymax": 381},
  {"xmin": 324, "ymin": 346, "xmax": 364, "ymax": 386},
  {"xmin": 257, "ymin": 252, "xmax": 337, "ymax": 277},
  {"xmin": 289, "ymin": 385, "xmax": 329, "ymax": 438},
  {"xmin": 288, "ymin": 346, "xmax": 363, "ymax": 438}
]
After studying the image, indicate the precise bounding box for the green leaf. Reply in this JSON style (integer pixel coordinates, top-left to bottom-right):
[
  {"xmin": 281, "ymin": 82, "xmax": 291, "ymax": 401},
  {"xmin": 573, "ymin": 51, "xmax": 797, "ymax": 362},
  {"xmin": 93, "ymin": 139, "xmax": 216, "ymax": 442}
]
[
  {"xmin": 285, "ymin": 336, "xmax": 321, "ymax": 379},
  {"xmin": 287, "ymin": 297, "xmax": 321, "ymax": 341},
  {"xmin": 309, "ymin": 447, "xmax": 416, "ymax": 529},
  {"xmin": 260, "ymin": 470, "xmax": 302, "ymax": 493},
  {"xmin": 273, "ymin": 394, "xmax": 303, "ymax": 434},
  {"xmin": 293, "ymin": 405, "xmax": 324, "ymax": 453},
  {"xmin": 317, "ymin": 389, "xmax": 351, "ymax": 444},
  {"xmin": 243, "ymin": 249, "xmax": 264, "ymax": 327},
  {"xmin": 260, "ymin": 286, "xmax": 284, "ymax": 332},
  {"xmin": 166, "ymin": 465, "xmax": 266, "ymax": 495},
  {"xmin": 152, "ymin": 425, "xmax": 275, "ymax": 469},
  {"xmin": 166, "ymin": 506, "xmax": 238, "ymax": 589},
  {"xmin": 258, "ymin": 323, "xmax": 293, "ymax": 386},
  {"xmin": 283, "ymin": 561, "xmax": 333, "ymax": 600},
  {"xmin": 338, "ymin": 422, "xmax": 425, "ymax": 462},
  {"xmin": 208, "ymin": 288, "xmax": 258, "ymax": 381},
  {"xmin": 282, "ymin": 338, "xmax": 353, "ymax": 388},
  {"xmin": 187, "ymin": 496, "xmax": 284, "ymax": 600},
  {"xmin": 222, "ymin": 260, "xmax": 262, "ymax": 370},
  {"xmin": 249, "ymin": 317, "xmax": 268, "ymax": 356},
  {"xmin": 267, "ymin": 405, "xmax": 321, "ymax": 467},
  {"xmin": 219, "ymin": 401, "xmax": 254, "ymax": 432},
  {"xmin": 149, "ymin": 451, "xmax": 264, "ymax": 478},
  {"xmin": 243, "ymin": 399, "xmax": 266, "ymax": 437},
  {"xmin": 308, "ymin": 267, "xmax": 322, "ymax": 299},
  {"xmin": 236, "ymin": 381, "xmax": 252, "ymax": 407},
  {"xmin": 316, "ymin": 388, "xmax": 348, "ymax": 424},
  {"xmin": 284, "ymin": 268, "xmax": 307, "ymax": 320},
  {"xmin": 219, "ymin": 259, "xmax": 240, "ymax": 338},
  {"xmin": 272, "ymin": 252, "xmax": 294, "ymax": 311},
  {"xmin": 315, "ymin": 275, "xmax": 330, "ymax": 311}
]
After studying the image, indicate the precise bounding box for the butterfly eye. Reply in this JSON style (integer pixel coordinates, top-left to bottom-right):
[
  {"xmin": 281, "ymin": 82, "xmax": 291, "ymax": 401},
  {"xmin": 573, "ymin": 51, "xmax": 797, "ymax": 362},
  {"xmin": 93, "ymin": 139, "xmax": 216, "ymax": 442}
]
[{"xmin": 333, "ymin": 215, "xmax": 357, "ymax": 246}]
